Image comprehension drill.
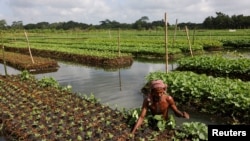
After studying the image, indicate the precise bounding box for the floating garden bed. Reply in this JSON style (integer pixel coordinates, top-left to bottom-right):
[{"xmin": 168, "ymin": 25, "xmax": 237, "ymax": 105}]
[
  {"xmin": 176, "ymin": 55, "xmax": 250, "ymax": 81},
  {"xmin": 4, "ymin": 46, "xmax": 133, "ymax": 70},
  {"xmin": 0, "ymin": 50, "xmax": 59, "ymax": 73}
]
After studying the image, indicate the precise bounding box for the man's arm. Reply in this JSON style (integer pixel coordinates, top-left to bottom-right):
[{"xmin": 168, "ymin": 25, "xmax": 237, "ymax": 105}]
[
  {"xmin": 131, "ymin": 99, "xmax": 148, "ymax": 134},
  {"xmin": 167, "ymin": 96, "xmax": 190, "ymax": 119}
]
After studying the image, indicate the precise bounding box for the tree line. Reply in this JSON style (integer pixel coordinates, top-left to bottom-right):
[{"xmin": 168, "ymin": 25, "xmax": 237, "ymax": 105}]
[{"xmin": 0, "ymin": 12, "xmax": 249, "ymax": 30}]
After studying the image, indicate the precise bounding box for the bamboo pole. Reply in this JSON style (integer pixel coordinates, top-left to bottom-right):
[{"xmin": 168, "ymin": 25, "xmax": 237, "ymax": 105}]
[
  {"xmin": 165, "ymin": 13, "xmax": 168, "ymax": 73},
  {"xmin": 185, "ymin": 26, "xmax": 193, "ymax": 57},
  {"xmin": 24, "ymin": 31, "xmax": 35, "ymax": 64},
  {"xmin": 1, "ymin": 32, "xmax": 8, "ymax": 76}
]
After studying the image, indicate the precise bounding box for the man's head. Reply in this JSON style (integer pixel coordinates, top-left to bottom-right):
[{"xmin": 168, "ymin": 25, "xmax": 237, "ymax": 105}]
[
  {"xmin": 150, "ymin": 80, "xmax": 167, "ymax": 90},
  {"xmin": 150, "ymin": 80, "xmax": 167, "ymax": 102}
]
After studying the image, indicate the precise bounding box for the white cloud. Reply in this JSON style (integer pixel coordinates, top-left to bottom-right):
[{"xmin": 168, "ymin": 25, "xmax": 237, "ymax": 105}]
[{"xmin": 0, "ymin": 0, "xmax": 249, "ymax": 25}]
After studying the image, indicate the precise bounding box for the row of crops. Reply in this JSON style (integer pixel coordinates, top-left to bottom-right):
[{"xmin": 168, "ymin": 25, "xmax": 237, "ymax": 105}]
[
  {"xmin": 2, "ymin": 29, "xmax": 250, "ymax": 59},
  {"xmin": 176, "ymin": 54, "xmax": 250, "ymax": 81}
]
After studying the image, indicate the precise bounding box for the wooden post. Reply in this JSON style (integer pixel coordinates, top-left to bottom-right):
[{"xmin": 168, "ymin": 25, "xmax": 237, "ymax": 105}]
[
  {"xmin": 165, "ymin": 13, "xmax": 168, "ymax": 73},
  {"xmin": 117, "ymin": 28, "xmax": 121, "ymax": 57},
  {"xmin": 24, "ymin": 31, "xmax": 35, "ymax": 64},
  {"xmin": 185, "ymin": 26, "xmax": 193, "ymax": 57},
  {"xmin": 1, "ymin": 32, "xmax": 8, "ymax": 76}
]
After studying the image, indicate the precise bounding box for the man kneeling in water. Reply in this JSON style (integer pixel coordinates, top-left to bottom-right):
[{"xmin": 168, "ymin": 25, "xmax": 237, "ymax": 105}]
[{"xmin": 131, "ymin": 80, "xmax": 190, "ymax": 134}]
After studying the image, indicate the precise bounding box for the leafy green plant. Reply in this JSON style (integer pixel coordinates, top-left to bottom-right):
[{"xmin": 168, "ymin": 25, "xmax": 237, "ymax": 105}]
[
  {"xmin": 81, "ymin": 93, "xmax": 100, "ymax": 103},
  {"xmin": 203, "ymin": 40, "xmax": 223, "ymax": 50},
  {"xmin": 61, "ymin": 84, "xmax": 72, "ymax": 92},
  {"xmin": 124, "ymin": 108, "xmax": 141, "ymax": 127},
  {"xmin": 153, "ymin": 114, "xmax": 176, "ymax": 131},
  {"xmin": 20, "ymin": 70, "xmax": 33, "ymax": 80},
  {"xmin": 174, "ymin": 122, "xmax": 208, "ymax": 141},
  {"xmin": 38, "ymin": 76, "xmax": 59, "ymax": 88},
  {"xmin": 125, "ymin": 108, "xmax": 176, "ymax": 131}
]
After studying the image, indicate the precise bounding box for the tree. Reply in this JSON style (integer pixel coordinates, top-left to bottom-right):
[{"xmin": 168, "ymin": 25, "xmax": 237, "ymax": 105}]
[
  {"xmin": 0, "ymin": 19, "xmax": 7, "ymax": 29},
  {"xmin": 36, "ymin": 22, "xmax": 50, "ymax": 29},
  {"xmin": 203, "ymin": 16, "xmax": 214, "ymax": 29},
  {"xmin": 11, "ymin": 21, "xmax": 23, "ymax": 29},
  {"xmin": 133, "ymin": 16, "xmax": 150, "ymax": 30}
]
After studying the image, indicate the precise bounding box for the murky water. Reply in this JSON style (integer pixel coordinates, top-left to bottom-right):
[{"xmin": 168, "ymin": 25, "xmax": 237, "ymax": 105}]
[{"xmin": 35, "ymin": 60, "xmax": 177, "ymax": 109}]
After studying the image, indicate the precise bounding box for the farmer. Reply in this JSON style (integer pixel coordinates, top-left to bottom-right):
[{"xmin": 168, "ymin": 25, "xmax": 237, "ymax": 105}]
[{"xmin": 131, "ymin": 80, "xmax": 190, "ymax": 134}]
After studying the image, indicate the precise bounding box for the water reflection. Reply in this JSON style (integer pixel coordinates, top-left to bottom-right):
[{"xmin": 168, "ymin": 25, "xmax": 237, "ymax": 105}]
[{"xmin": 34, "ymin": 60, "xmax": 176, "ymax": 109}]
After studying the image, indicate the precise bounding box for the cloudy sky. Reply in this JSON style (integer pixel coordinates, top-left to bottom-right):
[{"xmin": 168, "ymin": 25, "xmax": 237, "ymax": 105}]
[{"xmin": 0, "ymin": 0, "xmax": 249, "ymax": 25}]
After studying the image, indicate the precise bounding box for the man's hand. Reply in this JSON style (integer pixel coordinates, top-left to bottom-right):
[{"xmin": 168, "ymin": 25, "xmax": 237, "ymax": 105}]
[{"xmin": 183, "ymin": 111, "xmax": 190, "ymax": 119}]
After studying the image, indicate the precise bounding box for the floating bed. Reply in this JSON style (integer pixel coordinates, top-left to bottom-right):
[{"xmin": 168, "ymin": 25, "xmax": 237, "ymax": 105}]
[{"xmin": 0, "ymin": 50, "xmax": 59, "ymax": 73}]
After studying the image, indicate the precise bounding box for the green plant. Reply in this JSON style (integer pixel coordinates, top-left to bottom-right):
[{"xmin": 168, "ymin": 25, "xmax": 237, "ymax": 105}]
[
  {"xmin": 152, "ymin": 114, "xmax": 176, "ymax": 131},
  {"xmin": 174, "ymin": 122, "xmax": 208, "ymax": 141},
  {"xmin": 82, "ymin": 93, "xmax": 100, "ymax": 103},
  {"xmin": 86, "ymin": 131, "xmax": 92, "ymax": 139},
  {"xmin": 38, "ymin": 76, "xmax": 59, "ymax": 88},
  {"xmin": 125, "ymin": 108, "xmax": 141, "ymax": 127},
  {"xmin": 61, "ymin": 84, "xmax": 72, "ymax": 92},
  {"xmin": 125, "ymin": 108, "xmax": 176, "ymax": 131},
  {"xmin": 20, "ymin": 70, "xmax": 33, "ymax": 80}
]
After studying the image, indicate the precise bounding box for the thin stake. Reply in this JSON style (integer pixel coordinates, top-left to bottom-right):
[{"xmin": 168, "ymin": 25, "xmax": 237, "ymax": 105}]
[
  {"xmin": 185, "ymin": 26, "xmax": 193, "ymax": 57},
  {"xmin": 165, "ymin": 12, "xmax": 168, "ymax": 73},
  {"xmin": 24, "ymin": 31, "xmax": 35, "ymax": 64}
]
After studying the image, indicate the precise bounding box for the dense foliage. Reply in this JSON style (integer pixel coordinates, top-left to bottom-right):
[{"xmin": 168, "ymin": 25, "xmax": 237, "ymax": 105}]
[
  {"xmin": 203, "ymin": 12, "xmax": 250, "ymax": 29},
  {"xmin": 176, "ymin": 55, "xmax": 250, "ymax": 81},
  {"xmin": 145, "ymin": 71, "xmax": 250, "ymax": 124},
  {"xmin": 222, "ymin": 39, "xmax": 250, "ymax": 48}
]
